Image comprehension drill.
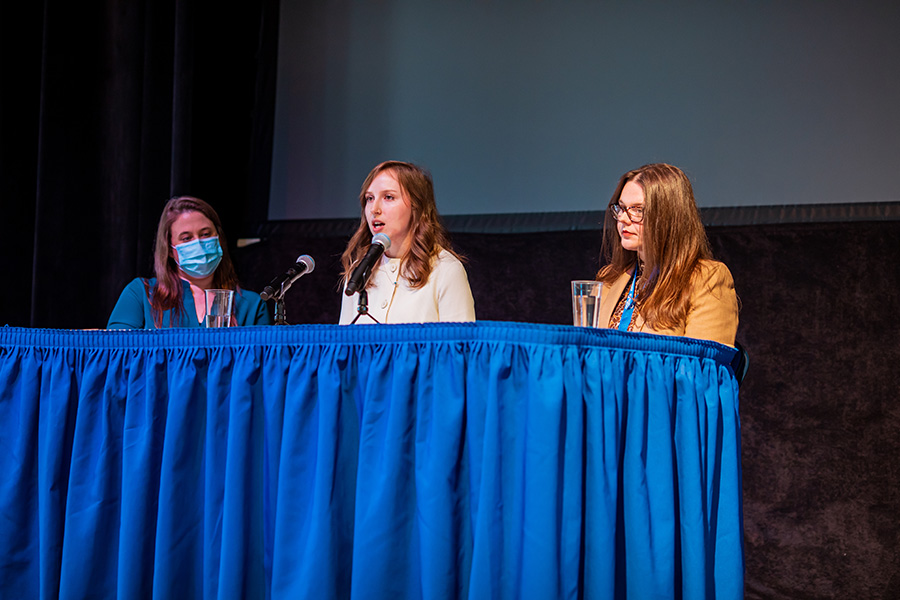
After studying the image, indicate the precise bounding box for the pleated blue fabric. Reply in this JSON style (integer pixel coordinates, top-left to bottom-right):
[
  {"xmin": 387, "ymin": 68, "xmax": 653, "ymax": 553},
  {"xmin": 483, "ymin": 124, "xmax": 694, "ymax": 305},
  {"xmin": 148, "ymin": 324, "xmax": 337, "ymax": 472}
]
[{"xmin": 0, "ymin": 322, "xmax": 743, "ymax": 599}]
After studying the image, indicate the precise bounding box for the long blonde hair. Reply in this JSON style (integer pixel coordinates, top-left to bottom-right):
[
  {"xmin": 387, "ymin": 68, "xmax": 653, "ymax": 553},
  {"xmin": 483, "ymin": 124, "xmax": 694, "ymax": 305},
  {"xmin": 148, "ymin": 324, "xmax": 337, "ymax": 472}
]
[
  {"xmin": 340, "ymin": 161, "xmax": 462, "ymax": 289},
  {"xmin": 597, "ymin": 163, "xmax": 712, "ymax": 331}
]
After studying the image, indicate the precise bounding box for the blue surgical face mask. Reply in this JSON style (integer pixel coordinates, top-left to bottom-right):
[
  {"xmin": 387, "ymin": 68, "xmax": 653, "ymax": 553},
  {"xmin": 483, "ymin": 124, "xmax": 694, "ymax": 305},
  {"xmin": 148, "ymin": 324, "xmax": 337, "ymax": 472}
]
[{"xmin": 173, "ymin": 236, "xmax": 223, "ymax": 278}]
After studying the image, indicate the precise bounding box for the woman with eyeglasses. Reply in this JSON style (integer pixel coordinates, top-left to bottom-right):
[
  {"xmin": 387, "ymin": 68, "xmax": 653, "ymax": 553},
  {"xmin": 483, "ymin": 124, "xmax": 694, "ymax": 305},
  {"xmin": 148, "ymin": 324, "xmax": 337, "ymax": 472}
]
[
  {"xmin": 107, "ymin": 196, "xmax": 271, "ymax": 329},
  {"xmin": 595, "ymin": 163, "xmax": 738, "ymax": 346}
]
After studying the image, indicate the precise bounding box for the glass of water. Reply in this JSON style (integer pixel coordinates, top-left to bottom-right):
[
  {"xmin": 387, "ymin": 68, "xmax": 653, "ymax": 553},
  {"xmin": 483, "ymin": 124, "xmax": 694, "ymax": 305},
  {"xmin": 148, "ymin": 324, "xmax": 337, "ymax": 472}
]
[
  {"xmin": 571, "ymin": 280, "xmax": 602, "ymax": 328},
  {"xmin": 205, "ymin": 289, "xmax": 234, "ymax": 328}
]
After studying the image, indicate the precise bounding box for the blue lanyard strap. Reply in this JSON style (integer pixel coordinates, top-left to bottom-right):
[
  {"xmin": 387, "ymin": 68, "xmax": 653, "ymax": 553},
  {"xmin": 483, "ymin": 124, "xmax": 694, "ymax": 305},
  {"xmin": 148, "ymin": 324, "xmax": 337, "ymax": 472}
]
[{"xmin": 617, "ymin": 272, "xmax": 638, "ymax": 331}]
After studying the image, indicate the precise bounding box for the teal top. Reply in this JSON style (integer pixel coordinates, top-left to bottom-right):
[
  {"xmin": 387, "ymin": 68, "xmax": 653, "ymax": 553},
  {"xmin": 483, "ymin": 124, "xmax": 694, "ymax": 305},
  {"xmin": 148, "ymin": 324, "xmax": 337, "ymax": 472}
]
[{"xmin": 107, "ymin": 277, "xmax": 272, "ymax": 329}]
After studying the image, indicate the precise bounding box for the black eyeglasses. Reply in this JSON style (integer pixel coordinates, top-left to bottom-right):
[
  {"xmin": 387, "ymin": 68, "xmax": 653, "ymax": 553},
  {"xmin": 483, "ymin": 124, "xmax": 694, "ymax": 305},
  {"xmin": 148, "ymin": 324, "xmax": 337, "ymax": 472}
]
[{"xmin": 608, "ymin": 203, "xmax": 644, "ymax": 223}]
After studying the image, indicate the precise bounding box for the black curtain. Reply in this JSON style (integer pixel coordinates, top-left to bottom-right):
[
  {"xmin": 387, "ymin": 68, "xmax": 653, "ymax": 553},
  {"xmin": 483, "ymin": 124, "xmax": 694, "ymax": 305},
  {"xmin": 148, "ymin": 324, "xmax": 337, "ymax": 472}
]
[{"xmin": 0, "ymin": 0, "xmax": 278, "ymax": 328}]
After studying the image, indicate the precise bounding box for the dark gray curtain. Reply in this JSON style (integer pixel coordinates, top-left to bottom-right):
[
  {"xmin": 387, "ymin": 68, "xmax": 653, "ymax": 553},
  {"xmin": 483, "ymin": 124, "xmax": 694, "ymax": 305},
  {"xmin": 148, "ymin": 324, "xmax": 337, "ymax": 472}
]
[
  {"xmin": 234, "ymin": 218, "xmax": 900, "ymax": 599},
  {"xmin": 0, "ymin": 0, "xmax": 278, "ymax": 328}
]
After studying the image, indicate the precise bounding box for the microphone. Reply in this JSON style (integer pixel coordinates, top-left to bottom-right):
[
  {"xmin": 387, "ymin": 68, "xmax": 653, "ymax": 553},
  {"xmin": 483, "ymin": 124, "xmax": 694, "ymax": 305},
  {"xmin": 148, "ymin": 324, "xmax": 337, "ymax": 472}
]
[
  {"xmin": 260, "ymin": 255, "xmax": 315, "ymax": 301},
  {"xmin": 344, "ymin": 233, "xmax": 391, "ymax": 296}
]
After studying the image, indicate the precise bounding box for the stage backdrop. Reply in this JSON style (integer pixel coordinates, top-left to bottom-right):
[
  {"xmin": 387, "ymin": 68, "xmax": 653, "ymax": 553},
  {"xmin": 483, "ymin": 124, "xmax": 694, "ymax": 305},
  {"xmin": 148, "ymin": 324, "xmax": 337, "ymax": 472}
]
[{"xmin": 270, "ymin": 0, "xmax": 900, "ymax": 220}]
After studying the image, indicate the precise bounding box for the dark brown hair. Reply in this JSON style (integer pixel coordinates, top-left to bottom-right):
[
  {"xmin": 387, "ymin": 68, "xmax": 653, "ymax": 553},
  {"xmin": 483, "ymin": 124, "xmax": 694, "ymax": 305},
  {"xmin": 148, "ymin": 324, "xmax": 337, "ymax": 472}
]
[
  {"xmin": 150, "ymin": 196, "xmax": 239, "ymax": 327},
  {"xmin": 340, "ymin": 161, "xmax": 461, "ymax": 289},
  {"xmin": 597, "ymin": 163, "xmax": 713, "ymax": 330}
]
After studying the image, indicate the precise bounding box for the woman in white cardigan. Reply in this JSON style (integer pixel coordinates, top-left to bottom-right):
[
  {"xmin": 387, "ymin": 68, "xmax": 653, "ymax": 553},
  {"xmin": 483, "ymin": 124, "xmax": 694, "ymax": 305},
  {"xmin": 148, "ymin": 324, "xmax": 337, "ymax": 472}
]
[{"xmin": 339, "ymin": 161, "xmax": 475, "ymax": 325}]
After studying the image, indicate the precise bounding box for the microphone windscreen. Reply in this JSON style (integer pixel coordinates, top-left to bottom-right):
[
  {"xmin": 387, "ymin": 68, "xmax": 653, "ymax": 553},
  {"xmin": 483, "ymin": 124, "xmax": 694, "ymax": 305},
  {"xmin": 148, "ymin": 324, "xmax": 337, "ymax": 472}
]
[
  {"xmin": 372, "ymin": 233, "xmax": 391, "ymax": 251},
  {"xmin": 296, "ymin": 254, "xmax": 315, "ymax": 274}
]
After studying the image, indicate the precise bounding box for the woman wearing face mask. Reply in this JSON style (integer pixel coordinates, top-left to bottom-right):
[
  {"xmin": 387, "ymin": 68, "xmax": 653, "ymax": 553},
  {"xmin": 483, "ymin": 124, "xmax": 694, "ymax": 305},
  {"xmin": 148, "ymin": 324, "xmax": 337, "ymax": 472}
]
[
  {"xmin": 107, "ymin": 196, "xmax": 271, "ymax": 329},
  {"xmin": 339, "ymin": 161, "xmax": 475, "ymax": 324},
  {"xmin": 596, "ymin": 163, "xmax": 738, "ymax": 346}
]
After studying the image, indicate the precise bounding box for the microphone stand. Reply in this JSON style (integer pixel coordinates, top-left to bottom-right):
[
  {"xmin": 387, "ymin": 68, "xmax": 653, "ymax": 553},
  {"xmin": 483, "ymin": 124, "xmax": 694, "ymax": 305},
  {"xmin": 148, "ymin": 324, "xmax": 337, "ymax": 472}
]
[
  {"xmin": 261, "ymin": 255, "xmax": 315, "ymax": 326},
  {"xmin": 271, "ymin": 282, "xmax": 290, "ymax": 326},
  {"xmin": 350, "ymin": 290, "xmax": 380, "ymax": 324},
  {"xmin": 274, "ymin": 297, "xmax": 288, "ymax": 325}
]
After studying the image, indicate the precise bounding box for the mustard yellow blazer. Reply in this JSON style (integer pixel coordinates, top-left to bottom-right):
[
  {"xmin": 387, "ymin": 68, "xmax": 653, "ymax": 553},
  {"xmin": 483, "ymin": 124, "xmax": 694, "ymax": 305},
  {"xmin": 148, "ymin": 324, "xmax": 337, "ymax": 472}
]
[{"xmin": 597, "ymin": 259, "xmax": 739, "ymax": 347}]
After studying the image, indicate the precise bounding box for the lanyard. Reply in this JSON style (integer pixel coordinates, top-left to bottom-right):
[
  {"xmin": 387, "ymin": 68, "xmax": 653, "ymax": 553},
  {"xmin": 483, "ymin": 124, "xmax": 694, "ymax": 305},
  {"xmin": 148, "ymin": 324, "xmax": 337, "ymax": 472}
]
[{"xmin": 617, "ymin": 271, "xmax": 638, "ymax": 331}]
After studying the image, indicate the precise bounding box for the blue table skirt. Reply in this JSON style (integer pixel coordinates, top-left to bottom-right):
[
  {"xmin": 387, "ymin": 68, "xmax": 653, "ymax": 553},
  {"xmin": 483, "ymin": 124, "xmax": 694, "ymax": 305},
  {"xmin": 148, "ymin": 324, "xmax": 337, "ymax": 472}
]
[{"xmin": 0, "ymin": 321, "xmax": 743, "ymax": 599}]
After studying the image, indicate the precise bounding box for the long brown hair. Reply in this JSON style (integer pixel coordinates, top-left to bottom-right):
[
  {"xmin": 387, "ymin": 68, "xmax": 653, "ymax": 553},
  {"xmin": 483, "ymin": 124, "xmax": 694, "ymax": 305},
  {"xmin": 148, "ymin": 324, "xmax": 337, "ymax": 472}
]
[
  {"xmin": 150, "ymin": 196, "xmax": 239, "ymax": 327},
  {"xmin": 340, "ymin": 161, "xmax": 462, "ymax": 289},
  {"xmin": 597, "ymin": 163, "xmax": 712, "ymax": 331}
]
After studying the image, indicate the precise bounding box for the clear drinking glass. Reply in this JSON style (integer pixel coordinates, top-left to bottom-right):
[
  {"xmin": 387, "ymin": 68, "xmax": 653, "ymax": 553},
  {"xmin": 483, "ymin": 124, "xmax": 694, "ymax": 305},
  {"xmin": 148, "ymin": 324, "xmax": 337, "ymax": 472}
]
[
  {"xmin": 571, "ymin": 280, "xmax": 602, "ymax": 328},
  {"xmin": 205, "ymin": 289, "xmax": 234, "ymax": 328}
]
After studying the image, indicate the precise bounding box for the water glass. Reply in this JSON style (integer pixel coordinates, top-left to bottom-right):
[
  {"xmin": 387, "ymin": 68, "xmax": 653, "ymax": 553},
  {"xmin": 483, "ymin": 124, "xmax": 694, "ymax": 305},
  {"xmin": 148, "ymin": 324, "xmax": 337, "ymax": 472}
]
[
  {"xmin": 571, "ymin": 280, "xmax": 602, "ymax": 328},
  {"xmin": 205, "ymin": 289, "xmax": 234, "ymax": 328}
]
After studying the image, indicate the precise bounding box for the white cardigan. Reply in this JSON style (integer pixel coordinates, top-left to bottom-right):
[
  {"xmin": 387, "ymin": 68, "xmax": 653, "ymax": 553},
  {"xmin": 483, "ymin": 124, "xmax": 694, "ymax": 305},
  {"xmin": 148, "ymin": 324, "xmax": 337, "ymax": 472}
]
[{"xmin": 339, "ymin": 249, "xmax": 476, "ymax": 324}]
